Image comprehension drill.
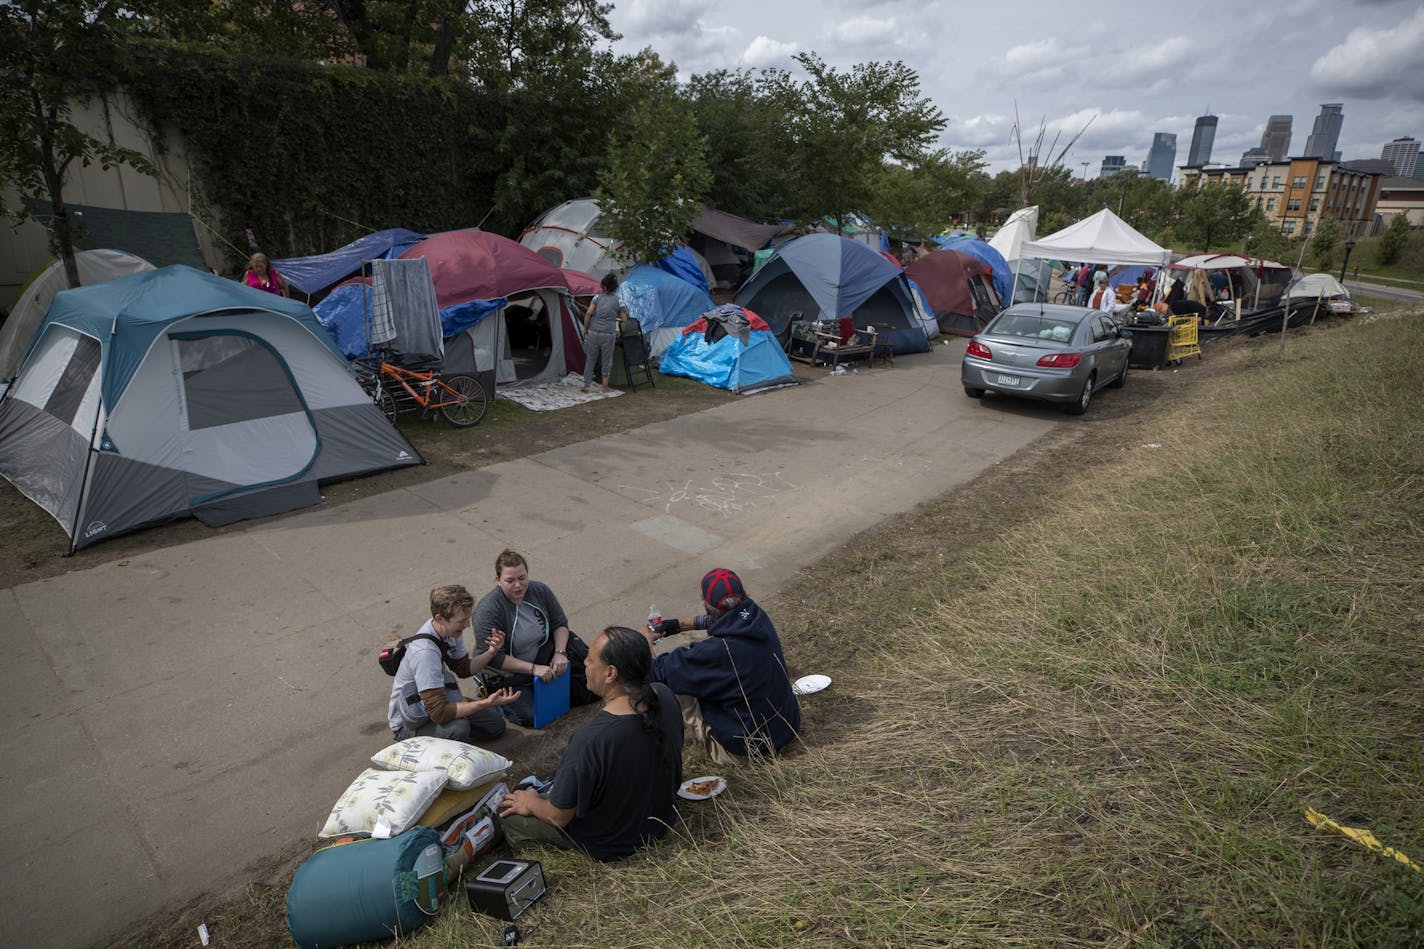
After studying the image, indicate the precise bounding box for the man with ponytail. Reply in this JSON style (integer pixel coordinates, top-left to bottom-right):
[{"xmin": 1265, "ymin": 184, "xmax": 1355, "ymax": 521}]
[{"xmin": 497, "ymin": 627, "xmax": 683, "ymax": 861}]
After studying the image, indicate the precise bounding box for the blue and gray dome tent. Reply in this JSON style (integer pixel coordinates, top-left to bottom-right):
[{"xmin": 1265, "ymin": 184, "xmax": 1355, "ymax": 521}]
[
  {"xmin": 733, "ymin": 233, "xmax": 934, "ymax": 354},
  {"xmin": 0, "ymin": 266, "xmax": 421, "ymax": 551}
]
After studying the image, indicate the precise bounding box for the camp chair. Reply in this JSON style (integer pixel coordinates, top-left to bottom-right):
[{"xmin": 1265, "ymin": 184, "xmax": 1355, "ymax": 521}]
[{"xmin": 618, "ymin": 317, "xmax": 656, "ymax": 392}]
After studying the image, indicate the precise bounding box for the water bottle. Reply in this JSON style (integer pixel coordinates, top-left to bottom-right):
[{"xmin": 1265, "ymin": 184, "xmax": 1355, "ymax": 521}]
[{"xmin": 647, "ymin": 603, "xmax": 661, "ymax": 632}]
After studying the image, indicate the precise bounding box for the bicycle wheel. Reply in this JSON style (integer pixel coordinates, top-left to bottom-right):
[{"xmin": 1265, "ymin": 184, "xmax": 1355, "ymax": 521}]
[
  {"xmin": 374, "ymin": 386, "xmax": 398, "ymax": 423},
  {"xmin": 437, "ymin": 374, "xmax": 489, "ymax": 428}
]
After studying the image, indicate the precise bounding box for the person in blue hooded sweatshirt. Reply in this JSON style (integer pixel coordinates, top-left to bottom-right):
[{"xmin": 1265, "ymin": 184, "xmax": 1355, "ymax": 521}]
[{"xmin": 642, "ymin": 568, "xmax": 801, "ymax": 766}]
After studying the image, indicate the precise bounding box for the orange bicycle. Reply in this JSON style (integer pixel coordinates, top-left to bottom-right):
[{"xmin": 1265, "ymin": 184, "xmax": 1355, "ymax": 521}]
[{"xmin": 354, "ymin": 358, "xmax": 489, "ymax": 428}]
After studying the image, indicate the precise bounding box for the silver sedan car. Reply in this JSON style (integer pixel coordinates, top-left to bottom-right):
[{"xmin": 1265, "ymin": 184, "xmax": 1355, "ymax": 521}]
[{"xmin": 960, "ymin": 304, "xmax": 1131, "ymax": 415}]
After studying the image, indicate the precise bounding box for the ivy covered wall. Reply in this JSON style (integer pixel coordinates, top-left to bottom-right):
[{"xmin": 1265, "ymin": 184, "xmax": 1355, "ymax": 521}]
[{"xmin": 119, "ymin": 42, "xmax": 608, "ymax": 270}]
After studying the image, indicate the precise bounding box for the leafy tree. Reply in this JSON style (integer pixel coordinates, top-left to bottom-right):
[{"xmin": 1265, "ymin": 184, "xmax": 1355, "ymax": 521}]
[
  {"xmin": 0, "ymin": 0, "xmax": 156, "ymax": 289},
  {"xmin": 1173, "ymin": 181, "xmax": 1255, "ymax": 252},
  {"xmin": 866, "ymin": 149, "xmax": 985, "ymax": 240},
  {"xmin": 595, "ymin": 53, "xmax": 712, "ymax": 264},
  {"xmin": 771, "ymin": 53, "xmax": 945, "ymax": 228},
  {"xmin": 1239, "ymin": 210, "xmax": 1301, "ymax": 265},
  {"xmin": 1310, "ymin": 217, "xmax": 1342, "ymax": 270},
  {"xmin": 460, "ymin": 0, "xmax": 616, "ymax": 89},
  {"xmin": 685, "ymin": 68, "xmax": 799, "ymax": 220},
  {"xmin": 1376, "ymin": 213, "xmax": 1410, "ymax": 266}
]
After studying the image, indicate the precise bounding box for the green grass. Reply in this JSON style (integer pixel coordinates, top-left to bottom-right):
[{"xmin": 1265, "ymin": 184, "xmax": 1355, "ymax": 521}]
[
  {"xmin": 141, "ymin": 310, "xmax": 1424, "ymax": 947},
  {"xmin": 402, "ymin": 313, "xmax": 1424, "ymax": 946}
]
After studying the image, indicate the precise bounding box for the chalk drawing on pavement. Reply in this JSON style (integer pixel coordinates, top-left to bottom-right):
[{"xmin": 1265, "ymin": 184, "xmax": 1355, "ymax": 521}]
[{"xmin": 616, "ymin": 470, "xmax": 801, "ymax": 517}]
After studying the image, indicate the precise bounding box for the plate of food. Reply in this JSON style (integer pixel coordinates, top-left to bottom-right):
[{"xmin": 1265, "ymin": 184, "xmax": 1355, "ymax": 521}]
[
  {"xmin": 792, "ymin": 673, "xmax": 832, "ymax": 695},
  {"xmin": 677, "ymin": 775, "xmax": 727, "ymax": 801}
]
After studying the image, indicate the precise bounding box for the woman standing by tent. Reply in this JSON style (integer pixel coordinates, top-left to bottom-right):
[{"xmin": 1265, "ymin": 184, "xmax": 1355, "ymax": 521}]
[
  {"xmin": 581, "ymin": 273, "xmax": 626, "ymax": 393},
  {"xmin": 242, "ymin": 253, "xmax": 287, "ymax": 296}
]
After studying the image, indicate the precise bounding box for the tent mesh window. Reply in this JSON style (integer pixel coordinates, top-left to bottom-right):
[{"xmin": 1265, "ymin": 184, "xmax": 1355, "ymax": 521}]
[
  {"xmin": 42, "ymin": 334, "xmax": 101, "ymax": 426},
  {"xmin": 177, "ymin": 335, "xmax": 304, "ymax": 430}
]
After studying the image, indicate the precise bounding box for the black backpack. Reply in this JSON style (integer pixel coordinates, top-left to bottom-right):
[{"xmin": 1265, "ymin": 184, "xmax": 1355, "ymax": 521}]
[{"xmin": 377, "ymin": 633, "xmax": 451, "ymax": 676}]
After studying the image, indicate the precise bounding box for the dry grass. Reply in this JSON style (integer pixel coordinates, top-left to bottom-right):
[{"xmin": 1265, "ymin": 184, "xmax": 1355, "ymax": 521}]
[{"xmin": 128, "ymin": 308, "xmax": 1424, "ymax": 948}]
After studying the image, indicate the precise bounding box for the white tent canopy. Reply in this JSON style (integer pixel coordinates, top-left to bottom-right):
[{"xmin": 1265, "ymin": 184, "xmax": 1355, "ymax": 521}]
[
  {"xmin": 988, "ymin": 205, "xmax": 1038, "ymax": 260},
  {"xmin": 1019, "ymin": 207, "xmax": 1173, "ymax": 268}
]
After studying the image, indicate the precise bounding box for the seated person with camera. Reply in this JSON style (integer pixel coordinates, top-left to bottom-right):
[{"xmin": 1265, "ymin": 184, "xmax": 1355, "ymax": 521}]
[{"xmin": 388, "ymin": 584, "xmax": 520, "ymax": 743}]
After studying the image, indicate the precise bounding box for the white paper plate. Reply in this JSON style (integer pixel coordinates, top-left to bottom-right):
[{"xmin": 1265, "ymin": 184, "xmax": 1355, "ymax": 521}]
[
  {"xmin": 792, "ymin": 674, "xmax": 832, "ymax": 695},
  {"xmin": 677, "ymin": 775, "xmax": 727, "ymax": 801}
]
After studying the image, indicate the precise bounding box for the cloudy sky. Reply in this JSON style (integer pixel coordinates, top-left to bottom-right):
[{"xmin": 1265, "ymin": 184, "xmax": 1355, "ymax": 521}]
[{"xmin": 606, "ymin": 0, "xmax": 1424, "ymax": 177}]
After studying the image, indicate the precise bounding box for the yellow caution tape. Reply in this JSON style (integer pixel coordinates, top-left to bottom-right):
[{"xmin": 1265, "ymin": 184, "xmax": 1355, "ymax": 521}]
[{"xmin": 1305, "ymin": 808, "xmax": 1421, "ymax": 872}]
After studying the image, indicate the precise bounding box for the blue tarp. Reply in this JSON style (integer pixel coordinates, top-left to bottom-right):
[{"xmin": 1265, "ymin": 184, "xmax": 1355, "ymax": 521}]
[
  {"xmin": 275, "ymin": 229, "xmax": 426, "ymax": 296},
  {"xmin": 313, "ymin": 283, "xmax": 504, "ymax": 359},
  {"xmin": 932, "ymin": 234, "xmax": 1012, "ymax": 307},
  {"xmin": 618, "ymin": 264, "xmax": 715, "ymax": 340},
  {"xmin": 658, "ymin": 315, "xmax": 797, "ymax": 394},
  {"xmin": 654, "ymin": 245, "xmax": 710, "ymax": 294}
]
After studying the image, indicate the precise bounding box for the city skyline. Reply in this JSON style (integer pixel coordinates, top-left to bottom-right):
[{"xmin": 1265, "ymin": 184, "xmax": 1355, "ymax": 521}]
[{"xmin": 608, "ymin": 0, "xmax": 1424, "ymax": 176}]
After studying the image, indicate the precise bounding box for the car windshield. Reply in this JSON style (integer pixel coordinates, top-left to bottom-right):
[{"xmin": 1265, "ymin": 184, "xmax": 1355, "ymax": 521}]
[{"xmin": 989, "ymin": 313, "xmax": 1078, "ymax": 344}]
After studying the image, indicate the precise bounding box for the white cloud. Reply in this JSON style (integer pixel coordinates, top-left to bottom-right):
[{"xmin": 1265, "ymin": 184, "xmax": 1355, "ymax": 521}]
[
  {"xmin": 1311, "ymin": 6, "xmax": 1424, "ymax": 101},
  {"xmin": 742, "ymin": 36, "xmax": 800, "ymax": 67},
  {"xmin": 618, "ymin": 0, "xmax": 713, "ymax": 35},
  {"xmin": 831, "ymin": 16, "xmax": 899, "ymax": 46}
]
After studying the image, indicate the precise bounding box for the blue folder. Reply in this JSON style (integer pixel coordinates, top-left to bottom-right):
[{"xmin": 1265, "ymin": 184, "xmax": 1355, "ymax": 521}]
[{"xmin": 532, "ymin": 667, "xmax": 571, "ymax": 728}]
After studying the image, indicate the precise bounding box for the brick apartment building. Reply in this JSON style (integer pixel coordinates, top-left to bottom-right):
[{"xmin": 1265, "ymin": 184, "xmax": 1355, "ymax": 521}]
[{"xmin": 1178, "ymin": 158, "xmax": 1384, "ymax": 237}]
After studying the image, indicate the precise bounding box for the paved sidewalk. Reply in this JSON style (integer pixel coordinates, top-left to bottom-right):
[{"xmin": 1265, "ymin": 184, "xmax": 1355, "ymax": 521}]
[{"xmin": 0, "ymin": 343, "xmax": 1057, "ymax": 947}]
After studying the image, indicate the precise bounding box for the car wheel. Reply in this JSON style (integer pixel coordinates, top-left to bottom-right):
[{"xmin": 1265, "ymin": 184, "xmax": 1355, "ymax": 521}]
[
  {"xmin": 1067, "ymin": 373, "xmax": 1095, "ymax": 415},
  {"xmin": 964, "ymin": 386, "xmax": 985, "ymax": 398},
  {"xmin": 1109, "ymin": 358, "xmax": 1127, "ymax": 389}
]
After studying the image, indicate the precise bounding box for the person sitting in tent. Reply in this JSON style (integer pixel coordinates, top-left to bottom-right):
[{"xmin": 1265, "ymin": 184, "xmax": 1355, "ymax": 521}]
[
  {"xmin": 581, "ymin": 273, "xmax": 627, "ymax": 393},
  {"xmin": 474, "ymin": 549, "xmax": 600, "ymax": 727},
  {"xmin": 388, "ymin": 585, "xmax": 521, "ymax": 743},
  {"xmin": 1134, "ymin": 270, "xmax": 1157, "ymax": 308},
  {"xmin": 242, "ymin": 252, "xmax": 287, "ymax": 296},
  {"xmin": 640, "ymin": 568, "xmax": 801, "ymax": 766},
  {"xmin": 497, "ymin": 626, "xmax": 683, "ymax": 861}
]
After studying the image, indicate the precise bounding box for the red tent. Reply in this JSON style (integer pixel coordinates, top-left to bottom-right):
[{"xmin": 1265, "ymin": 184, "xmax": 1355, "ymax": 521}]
[
  {"xmin": 905, "ymin": 250, "xmax": 1001, "ymax": 337},
  {"xmin": 399, "ymin": 229, "xmax": 570, "ymax": 308}
]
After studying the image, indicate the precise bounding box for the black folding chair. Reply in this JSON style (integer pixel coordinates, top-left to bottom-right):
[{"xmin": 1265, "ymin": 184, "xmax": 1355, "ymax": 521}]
[{"xmin": 618, "ymin": 317, "xmax": 656, "ymax": 392}]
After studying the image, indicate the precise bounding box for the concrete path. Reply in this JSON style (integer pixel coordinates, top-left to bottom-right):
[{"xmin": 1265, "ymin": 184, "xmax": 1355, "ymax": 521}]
[{"xmin": 0, "ymin": 342, "xmax": 1058, "ymax": 947}]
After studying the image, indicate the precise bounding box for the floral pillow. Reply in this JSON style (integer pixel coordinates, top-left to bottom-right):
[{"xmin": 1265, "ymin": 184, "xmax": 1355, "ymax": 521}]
[
  {"xmin": 369, "ymin": 737, "xmax": 511, "ymax": 791},
  {"xmin": 319, "ymin": 768, "xmax": 448, "ymax": 839}
]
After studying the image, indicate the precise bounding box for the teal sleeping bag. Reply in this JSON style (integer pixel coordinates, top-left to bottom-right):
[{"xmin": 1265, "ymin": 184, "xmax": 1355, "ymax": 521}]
[{"xmin": 287, "ymin": 827, "xmax": 445, "ymax": 949}]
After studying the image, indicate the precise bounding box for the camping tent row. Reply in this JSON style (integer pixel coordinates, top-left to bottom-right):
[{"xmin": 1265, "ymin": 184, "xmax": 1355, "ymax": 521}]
[
  {"xmin": 0, "ymin": 266, "xmax": 421, "ymax": 551},
  {"xmin": 518, "ymin": 198, "xmax": 796, "ymax": 291},
  {"xmin": 300, "ymin": 229, "xmax": 588, "ymax": 388},
  {"xmin": 733, "ymin": 233, "xmax": 937, "ymax": 354}
]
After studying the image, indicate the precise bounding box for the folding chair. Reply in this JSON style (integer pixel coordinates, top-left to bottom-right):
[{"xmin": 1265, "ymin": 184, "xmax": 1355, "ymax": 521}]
[{"xmin": 618, "ymin": 317, "xmax": 656, "ymax": 392}]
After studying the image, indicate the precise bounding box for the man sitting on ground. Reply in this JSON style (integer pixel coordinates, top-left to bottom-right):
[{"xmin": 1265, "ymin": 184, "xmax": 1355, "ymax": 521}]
[
  {"xmin": 388, "ymin": 584, "xmax": 520, "ymax": 743},
  {"xmin": 643, "ymin": 568, "xmax": 802, "ymax": 766},
  {"xmin": 497, "ymin": 627, "xmax": 683, "ymax": 861}
]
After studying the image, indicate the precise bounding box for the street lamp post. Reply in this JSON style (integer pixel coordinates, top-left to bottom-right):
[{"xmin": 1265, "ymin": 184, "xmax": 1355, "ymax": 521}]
[{"xmin": 1339, "ymin": 237, "xmax": 1356, "ymax": 283}]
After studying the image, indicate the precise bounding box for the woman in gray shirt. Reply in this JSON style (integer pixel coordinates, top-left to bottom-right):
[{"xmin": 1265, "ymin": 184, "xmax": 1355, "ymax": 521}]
[{"xmin": 582, "ymin": 273, "xmax": 627, "ymax": 393}]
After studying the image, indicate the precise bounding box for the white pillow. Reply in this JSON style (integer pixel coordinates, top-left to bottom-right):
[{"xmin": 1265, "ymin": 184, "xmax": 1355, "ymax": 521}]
[
  {"xmin": 319, "ymin": 767, "xmax": 448, "ymax": 839},
  {"xmin": 369, "ymin": 737, "xmax": 511, "ymax": 791}
]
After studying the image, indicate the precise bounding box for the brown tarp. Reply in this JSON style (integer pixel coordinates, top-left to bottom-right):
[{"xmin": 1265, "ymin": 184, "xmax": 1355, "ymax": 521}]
[{"xmin": 690, "ymin": 207, "xmax": 795, "ymax": 253}]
